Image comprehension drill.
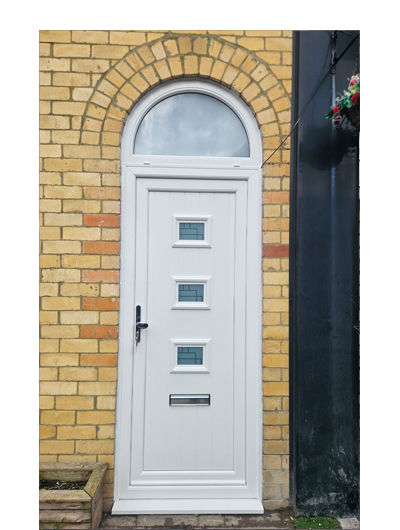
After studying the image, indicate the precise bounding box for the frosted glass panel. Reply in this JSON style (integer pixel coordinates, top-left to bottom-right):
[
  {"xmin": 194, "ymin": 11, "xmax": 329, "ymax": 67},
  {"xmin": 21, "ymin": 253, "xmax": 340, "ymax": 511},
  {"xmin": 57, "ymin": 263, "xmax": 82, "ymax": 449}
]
[
  {"xmin": 179, "ymin": 222, "xmax": 204, "ymax": 240},
  {"xmin": 134, "ymin": 93, "xmax": 250, "ymax": 157},
  {"xmin": 177, "ymin": 346, "xmax": 203, "ymax": 365},
  {"xmin": 178, "ymin": 284, "xmax": 204, "ymax": 302}
]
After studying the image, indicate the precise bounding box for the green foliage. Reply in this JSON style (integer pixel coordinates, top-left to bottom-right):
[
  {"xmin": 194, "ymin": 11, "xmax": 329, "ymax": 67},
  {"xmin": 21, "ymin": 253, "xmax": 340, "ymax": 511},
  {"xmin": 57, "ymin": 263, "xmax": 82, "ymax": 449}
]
[{"xmin": 294, "ymin": 516, "xmax": 341, "ymax": 529}]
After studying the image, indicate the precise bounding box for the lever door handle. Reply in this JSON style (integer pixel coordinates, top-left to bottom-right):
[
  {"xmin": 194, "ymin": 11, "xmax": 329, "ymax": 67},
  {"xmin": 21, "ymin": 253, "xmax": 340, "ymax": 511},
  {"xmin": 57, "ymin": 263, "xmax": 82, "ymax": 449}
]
[{"xmin": 135, "ymin": 305, "xmax": 148, "ymax": 345}]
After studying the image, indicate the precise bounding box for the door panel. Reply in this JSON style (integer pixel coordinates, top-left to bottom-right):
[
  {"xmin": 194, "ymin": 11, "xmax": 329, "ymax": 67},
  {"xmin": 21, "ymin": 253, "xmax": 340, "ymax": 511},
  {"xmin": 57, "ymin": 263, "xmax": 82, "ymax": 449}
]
[
  {"xmin": 132, "ymin": 179, "xmax": 246, "ymax": 485},
  {"xmin": 114, "ymin": 169, "xmax": 262, "ymax": 513}
]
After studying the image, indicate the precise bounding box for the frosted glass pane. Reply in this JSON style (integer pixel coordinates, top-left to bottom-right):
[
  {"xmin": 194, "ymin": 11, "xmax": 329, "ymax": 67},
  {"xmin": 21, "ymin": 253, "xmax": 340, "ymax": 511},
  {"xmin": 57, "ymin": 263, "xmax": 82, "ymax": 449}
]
[
  {"xmin": 177, "ymin": 346, "xmax": 203, "ymax": 365},
  {"xmin": 134, "ymin": 93, "xmax": 250, "ymax": 156},
  {"xmin": 178, "ymin": 284, "xmax": 204, "ymax": 302},
  {"xmin": 179, "ymin": 222, "xmax": 204, "ymax": 240}
]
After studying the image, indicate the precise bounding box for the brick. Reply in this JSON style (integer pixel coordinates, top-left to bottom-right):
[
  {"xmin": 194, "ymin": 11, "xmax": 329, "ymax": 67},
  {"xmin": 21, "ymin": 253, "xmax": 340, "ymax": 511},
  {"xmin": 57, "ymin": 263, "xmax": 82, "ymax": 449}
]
[
  {"xmin": 44, "ymin": 159, "xmax": 82, "ymax": 172},
  {"xmin": 80, "ymin": 354, "xmax": 117, "ymax": 367},
  {"xmin": 40, "ymin": 227, "xmax": 61, "ymax": 240},
  {"xmin": 40, "ymin": 382, "xmax": 77, "ymax": 395},
  {"xmin": 263, "ymin": 382, "xmax": 289, "ymax": 396},
  {"xmin": 39, "ymin": 254, "xmax": 61, "ymax": 266},
  {"xmin": 40, "ymin": 354, "xmax": 79, "ymax": 367},
  {"xmin": 72, "ymin": 88, "xmax": 93, "ymax": 101},
  {"xmin": 42, "ymin": 297, "xmax": 80, "ymax": 310},
  {"xmin": 40, "ymin": 440, "xmax": 74, "ymax": 454},
  {"xmin": 77, "ymin": 411, "xmax": 115, "ymax": 424},
  {"xmin": 53, "ymin": 72, "xmax": 91, "ymax": 86},
  {"xmin": 40, "ymin": 87, "xmax": 70, "ymax": 100},
  {"xmin": 41, "ymin": 410, "xmax": 76, "ymax": 424},
  {"xmin": 44, "ymin": 185, "xmax": 82, "ymax": 199},
  {"xmin": 60, "ymin": 283, "xmax": 99, "ymax": 297},
  {"xmin": 56, "ymin": 396, "xmax": 94, "ymax": 410},
  {"xmin": 263, "ymin": 354, "xmax": 288, "ymax": 368},
  {"xmin": 72, "ymin": 31, "xmax": 108, "ymax": 43},
  {"xmin": 52, "ymin": 102, "xmax": 86, "ymax": 115},
  {"xmin": 40, "ymin": 425, "xmax": 56, "ymax": 439},
  {"xmin": 97, "ymin": 396, "xmax": 115, "ymax": 410},
  {"xmin": 100, "ymin": 312, "xmax": 119, "ymax": 325},
  {"xmin": 40, "ymin": 367, "xmax": 58, "ymax": 381},
  {"xmin": 101, "ymin": 284, "xmax": 119, "ymax": 297},
  {"xmin": 99, "ymin": 340, "xmax": 118, "ymax": 353},
  {"xmin": 98, "ymin": 368, "xmax": 117, "ymax": 381},
  {"xmin": 54, "ymin": 44, "xmax": 90, "ymax": 57},
  {"xmin": 62, "ymin": 255, "xmax": 100, "ymax": 269},
  {"xmin": 92, "ymin": 45, "xmax": 129, "ymax": 59},
  {"xmin": 59, "ymin": 367, "xmax": 97, "ymax": 381},
  {"xmin": 82, "ymin": 270, "xmax": 119, "ymax": 283},
  {"xmin": 263, "ymin": 326, "xmax": 288, "ymax": 339},
  {"xmin": 78, "ymin": 382, "xmax": 116, "ymax": 395},
  {"xmin": 76, "ymin": 440, "xmax": 114, "ymax": 454},
  {"xmin": 42, "ymin": 241, "xmax": 81, "ymax": 254},
  {"xmin": 40, "ymin": 115, "xmax": 70, "ymax": 129},
  {"xmin": 263, "ymin": 272, "xmax": 288, "ymax": 285},
  {"xmin": 40, "ymin": 396, "xmax": 55, "ymax": 409},
  {"xmin": 57, "ymin": 426, "xmax": 96, "ymax": 439},
  {"xmin": 40, "ymin": 310, "xmax": 58, "ymax": 324},
  {"xmin": 97, "ymin": 425, "xmax": 115, "ymax": 438},
  {"xmin": 40, "ymin": 199, "xmax": 62, "ymax": 213},
  {"xmin": 83, "ymin": 160, "xmax": 119, "ymax": 173},
  {"xmin": 83, "ymin": 214, "xmax": 119, "ymax": 227},
  {"xmin": 40, "ymin": 58, "xmax": 70, "ymax": 71},
  {"xmin": 40, "ymin": 30, "xmax": 71, "ymax": 43},
  {"xmin": 52, "ymin": 131, "xmax": 81, "ymax": 145},
  {"xmin": 60, "ymin": 339, "xmax": 98, "ymax": 352},
  {"xmin": 80, "ymin": 326, "xmax": 118, "ymax": 339},
  {"xmin": 265, "ymin": 38, "xmax": 292, "ymax": 51},
  {"xmin": 60, "ymin": 311, "xmax": 99, "ymax": 324},
  {"xmin": 263, "ymin": 440, "xmax": 289, "ymax": 455},
  {"xmin": 101, "ymin": 256, "xmax": 119, "ymax": 269},
  {"xmin": 41, "ymin": 325, "xmax": 79, "ymax": 338},
  {"xmin": 72, "ymin": 59, "xmax": 110, "ymax": 72},
  {"xmin": 63, "ymin": 200, "xmax": 101, "ymax": 213},
  {"xmin": 63, "ymin": 227, "xmax": 101, "ymax": 240},
  {"xmin": 82, "ymin": 297, "xmax": 119, "ymax": 310},
  {"xmin": 109, "ymin": 31, "xmax": 146, "ymax": 45},
  {"xmin": 44, "ymin": 213, "xmax": 82, "ymax": 226},
  {"xmin": 41, "ymin": 269, "xmax": 80, "ymax": 283},
  {"xmin": 101, "ymin": 228, "xmax": 119, "ymax": 241}
]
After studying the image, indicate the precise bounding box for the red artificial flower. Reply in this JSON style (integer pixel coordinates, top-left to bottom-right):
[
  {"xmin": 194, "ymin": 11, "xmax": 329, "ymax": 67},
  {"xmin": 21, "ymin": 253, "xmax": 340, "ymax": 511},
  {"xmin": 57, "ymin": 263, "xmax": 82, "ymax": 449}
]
[
  {"xmin": 351, "ymin": 91, "xmax": 359, "ymax": 105},
  {"xmin": 333, "ymin": 105, "xmax": 340, "ymax": 114},
  {"xmin": 349, "ymin": 79, "xmax": 357, "ymax": 87}
]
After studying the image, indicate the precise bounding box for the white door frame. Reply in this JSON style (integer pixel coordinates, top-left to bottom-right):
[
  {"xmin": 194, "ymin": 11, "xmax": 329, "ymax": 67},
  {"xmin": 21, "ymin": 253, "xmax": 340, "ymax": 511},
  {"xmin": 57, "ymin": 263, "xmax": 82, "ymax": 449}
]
[{"xmin": 113, "ymin": 80, "xmax": 263, "ymax": 514}]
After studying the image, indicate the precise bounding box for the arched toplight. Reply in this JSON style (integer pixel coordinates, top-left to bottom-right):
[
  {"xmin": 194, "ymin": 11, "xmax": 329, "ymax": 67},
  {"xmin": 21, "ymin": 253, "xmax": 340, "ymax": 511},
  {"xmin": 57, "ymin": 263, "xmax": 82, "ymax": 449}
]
[{"xmin": 133, "ymin": 92, "xmax": 250, "ymax": 157}]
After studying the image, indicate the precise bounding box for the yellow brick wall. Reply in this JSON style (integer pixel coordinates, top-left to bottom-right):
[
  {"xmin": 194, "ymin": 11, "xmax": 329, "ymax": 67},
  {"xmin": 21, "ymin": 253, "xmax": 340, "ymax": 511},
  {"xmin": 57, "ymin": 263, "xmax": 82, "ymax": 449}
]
[{"xmin": 39, "ymin": 29, "xmax": 292, "ymax": 511}]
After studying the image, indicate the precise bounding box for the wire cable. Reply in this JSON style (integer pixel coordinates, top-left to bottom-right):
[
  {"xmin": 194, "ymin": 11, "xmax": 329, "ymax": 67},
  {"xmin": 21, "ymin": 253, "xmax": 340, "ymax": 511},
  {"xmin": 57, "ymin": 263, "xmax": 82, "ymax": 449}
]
[{"xmin": 261, "ymin": 32, "xmax": 360, "ymax": 168}]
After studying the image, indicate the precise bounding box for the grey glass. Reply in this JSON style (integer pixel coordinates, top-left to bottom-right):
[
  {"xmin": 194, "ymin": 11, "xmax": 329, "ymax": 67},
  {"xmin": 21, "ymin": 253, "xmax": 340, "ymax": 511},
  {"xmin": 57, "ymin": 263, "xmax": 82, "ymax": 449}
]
[
  {"xmin": 179, "ymin": 222, "xmax": 205, "ymax": 240},
  {"xmin": 177, "ymin": 346, "xmax": 203, "ymax": 365},
  {"xmin": 134, "ymin": 93, "xmax": 250, "ymax": 157},
  {"xmin": 178, "ymin": 284, "xmax": 204, "ymax": 302}
]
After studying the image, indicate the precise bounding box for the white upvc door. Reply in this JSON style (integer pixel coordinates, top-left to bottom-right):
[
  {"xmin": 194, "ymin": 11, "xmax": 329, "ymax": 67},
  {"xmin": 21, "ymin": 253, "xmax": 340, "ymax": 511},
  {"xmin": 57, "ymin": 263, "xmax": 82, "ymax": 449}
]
[{"xmin": 113, "ymin": 167, "xmax": 263, "ymax": 514}]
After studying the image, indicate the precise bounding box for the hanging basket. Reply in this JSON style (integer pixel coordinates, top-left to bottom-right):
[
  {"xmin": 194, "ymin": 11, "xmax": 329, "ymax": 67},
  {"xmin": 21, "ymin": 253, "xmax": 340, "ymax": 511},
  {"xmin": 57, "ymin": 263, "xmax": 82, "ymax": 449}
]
[{"xmin": 343, "ymin": 105, "xmax": 360, "ymax": 131}]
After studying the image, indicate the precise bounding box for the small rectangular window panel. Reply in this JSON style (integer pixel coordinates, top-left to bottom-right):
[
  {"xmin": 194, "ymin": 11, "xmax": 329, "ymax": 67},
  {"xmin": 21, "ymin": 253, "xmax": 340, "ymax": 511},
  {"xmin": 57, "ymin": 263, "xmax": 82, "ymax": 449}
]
[
  {"xmin": 178, "ymin": 283, "xmax": 204, "ymax": 302},
  {"xmin": 179, "ymin": 222, "xmax": 205, "ymax": 240},
  {"xmin": 177, "ymin": 346, "xmax": 203, "ymax": 365}
]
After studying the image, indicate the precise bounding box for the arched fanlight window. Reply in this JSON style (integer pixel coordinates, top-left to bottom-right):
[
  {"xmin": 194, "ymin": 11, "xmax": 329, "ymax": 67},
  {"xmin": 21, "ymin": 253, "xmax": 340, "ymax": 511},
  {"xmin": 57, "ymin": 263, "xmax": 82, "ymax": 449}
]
[{"xmin": 133, "ymin": 92, "xmax": 250, "ymax": 157}]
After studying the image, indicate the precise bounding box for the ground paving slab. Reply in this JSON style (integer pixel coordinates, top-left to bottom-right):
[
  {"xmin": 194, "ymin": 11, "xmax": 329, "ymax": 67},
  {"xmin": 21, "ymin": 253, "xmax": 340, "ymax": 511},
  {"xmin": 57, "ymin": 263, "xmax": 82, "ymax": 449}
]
[{"xmin": 102, "ymin": 510, "xmax": 296, "ymax": 529}]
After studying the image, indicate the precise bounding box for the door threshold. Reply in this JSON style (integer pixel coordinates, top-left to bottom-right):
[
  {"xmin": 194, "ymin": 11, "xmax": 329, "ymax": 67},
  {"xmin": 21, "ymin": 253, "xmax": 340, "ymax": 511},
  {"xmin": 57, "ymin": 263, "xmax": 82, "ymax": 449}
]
[{"xmin": 112, "ymin": 498, "xmax": 264, "ymax": 514}]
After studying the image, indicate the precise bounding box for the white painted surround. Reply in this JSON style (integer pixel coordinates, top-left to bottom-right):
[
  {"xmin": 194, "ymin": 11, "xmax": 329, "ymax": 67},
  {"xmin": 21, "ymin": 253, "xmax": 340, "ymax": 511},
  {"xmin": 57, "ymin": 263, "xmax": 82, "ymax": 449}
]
[{"xmin": 113, "ymin": 80, "xmax": 263, "ymax": 514}]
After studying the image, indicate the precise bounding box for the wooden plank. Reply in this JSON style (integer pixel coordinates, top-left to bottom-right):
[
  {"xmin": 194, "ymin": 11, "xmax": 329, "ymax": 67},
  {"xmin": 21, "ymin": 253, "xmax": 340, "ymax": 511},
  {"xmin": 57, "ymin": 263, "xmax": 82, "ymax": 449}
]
[
  {"xmin": 40, "ymin": 523, "xmax": 90, "ymax": 529},
  {"xmin": 84, "ymin": 463, "xmax": 107, "ymax": 498},
  {"xmin": 40, "ymin": 489, "xmax": 91, "ymax": 503},
  {"xmin": 40, "ymin": 502, "xmax": 91, "ymax": 510},
  {"xmin": 39, "ymin": 509, "xmax": 91, "ymax": 523}
]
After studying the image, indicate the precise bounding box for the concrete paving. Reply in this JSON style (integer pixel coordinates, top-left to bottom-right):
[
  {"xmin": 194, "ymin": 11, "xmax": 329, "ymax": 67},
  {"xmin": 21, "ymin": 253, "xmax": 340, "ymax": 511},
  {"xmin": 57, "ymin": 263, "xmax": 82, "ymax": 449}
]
[
  {"xmin": 102, "ymin": 510, "xmax": 296, "ymax": 529},
  {"xmin": 101, "ymin": 511, "xmax": 360, "ymax": 530}
]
